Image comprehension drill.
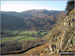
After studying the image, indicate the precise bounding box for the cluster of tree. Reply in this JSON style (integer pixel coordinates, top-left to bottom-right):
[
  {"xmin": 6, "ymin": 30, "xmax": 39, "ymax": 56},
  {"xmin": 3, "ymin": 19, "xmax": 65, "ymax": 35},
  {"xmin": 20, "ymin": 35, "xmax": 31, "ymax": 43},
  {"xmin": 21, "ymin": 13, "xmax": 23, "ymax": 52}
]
[
  {"xmin": 66, "ymin": 0, "xmax": 74, "ymax": 15},
  {"xmin": 1, "ymin": 38, "xmax": 48, "ymax": 55}
]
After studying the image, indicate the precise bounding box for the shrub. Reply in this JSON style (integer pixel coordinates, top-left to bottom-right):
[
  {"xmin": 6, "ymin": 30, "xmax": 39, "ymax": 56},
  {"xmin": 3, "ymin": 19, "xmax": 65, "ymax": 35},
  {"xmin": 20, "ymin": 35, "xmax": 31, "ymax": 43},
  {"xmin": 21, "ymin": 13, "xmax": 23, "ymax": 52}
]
[{"xmin": 66, "ymin": 0, "xmax": 74, "ymax": 15}]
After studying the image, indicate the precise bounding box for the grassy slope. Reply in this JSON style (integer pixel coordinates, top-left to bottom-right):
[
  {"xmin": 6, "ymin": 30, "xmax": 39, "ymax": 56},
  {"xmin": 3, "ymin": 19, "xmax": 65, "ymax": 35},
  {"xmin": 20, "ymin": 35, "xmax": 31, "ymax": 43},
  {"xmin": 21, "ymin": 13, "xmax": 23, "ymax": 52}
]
[
  {"xmin": 23, "ymin": 42, "xmax": 50, "ymax": 55},
  {"xmin": 12, "ymin": 42, "xmax": 59, "ymax": 56}
]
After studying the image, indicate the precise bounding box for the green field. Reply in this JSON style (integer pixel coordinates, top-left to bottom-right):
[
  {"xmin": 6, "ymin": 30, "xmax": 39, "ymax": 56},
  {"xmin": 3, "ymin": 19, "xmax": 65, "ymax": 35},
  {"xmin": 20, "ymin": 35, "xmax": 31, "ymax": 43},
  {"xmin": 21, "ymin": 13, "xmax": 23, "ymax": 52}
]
[
  {"xmin": 1, "ymin": 30, "xmax": 48, "ymax": 43},
  {"xmin": 18, "ymin": 31, "xmax": 37, "ymax": 34},
  {"xmin": 0, "ymin": 36, "xmax": 37, "ymax": 43}
]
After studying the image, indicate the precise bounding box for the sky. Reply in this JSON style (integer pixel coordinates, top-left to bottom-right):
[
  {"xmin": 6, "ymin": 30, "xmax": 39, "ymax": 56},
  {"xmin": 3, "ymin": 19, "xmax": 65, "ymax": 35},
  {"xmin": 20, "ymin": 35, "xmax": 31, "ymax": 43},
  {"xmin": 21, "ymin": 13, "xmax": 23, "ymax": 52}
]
[{"xmin": 1, "ymin": 0, "xmax": 68, "ymax": 12}]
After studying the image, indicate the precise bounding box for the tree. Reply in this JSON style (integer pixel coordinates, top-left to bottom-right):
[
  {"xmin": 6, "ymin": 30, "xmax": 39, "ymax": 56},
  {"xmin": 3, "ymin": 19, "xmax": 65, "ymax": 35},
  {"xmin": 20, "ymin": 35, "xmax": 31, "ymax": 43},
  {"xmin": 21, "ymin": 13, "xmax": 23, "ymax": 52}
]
[{"xmin": 66, "ymin": 0, "xmax": 74, "ymax": 15}]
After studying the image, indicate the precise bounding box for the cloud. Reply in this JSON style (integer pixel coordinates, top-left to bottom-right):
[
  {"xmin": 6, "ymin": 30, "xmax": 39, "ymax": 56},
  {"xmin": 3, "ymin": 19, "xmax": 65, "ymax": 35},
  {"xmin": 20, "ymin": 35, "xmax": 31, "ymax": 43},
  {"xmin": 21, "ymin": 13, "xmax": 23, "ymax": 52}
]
[
  {"xmin": 1, "ymin": 1, "xmax": 67, "ymax": 12},
  {"xmin": 1, "ymin": 1, "xmax": 54, "ymax": 12}
]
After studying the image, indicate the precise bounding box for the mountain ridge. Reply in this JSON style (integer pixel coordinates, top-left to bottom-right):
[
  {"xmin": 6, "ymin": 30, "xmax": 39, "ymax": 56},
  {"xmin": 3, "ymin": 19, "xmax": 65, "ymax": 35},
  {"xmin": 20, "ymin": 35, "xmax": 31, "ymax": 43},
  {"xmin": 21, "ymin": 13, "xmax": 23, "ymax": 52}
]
[{"xmin": 1, "ymin": 9, "xmax": 65, "ymax": 31}]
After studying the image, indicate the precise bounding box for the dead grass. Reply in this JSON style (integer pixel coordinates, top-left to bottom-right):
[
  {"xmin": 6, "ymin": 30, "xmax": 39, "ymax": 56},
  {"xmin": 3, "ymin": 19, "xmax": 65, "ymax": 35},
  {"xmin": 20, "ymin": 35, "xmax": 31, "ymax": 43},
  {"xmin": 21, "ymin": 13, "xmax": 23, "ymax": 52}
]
[{"xmin": 23, "ymin": 42, "xmax": 50, "ymax": 55}]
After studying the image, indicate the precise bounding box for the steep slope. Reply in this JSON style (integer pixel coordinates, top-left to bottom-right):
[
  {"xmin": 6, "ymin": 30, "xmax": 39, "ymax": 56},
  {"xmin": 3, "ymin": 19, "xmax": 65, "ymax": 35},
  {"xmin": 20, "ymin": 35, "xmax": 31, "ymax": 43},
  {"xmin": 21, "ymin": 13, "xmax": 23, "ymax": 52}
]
[
  {"xmin": 46, "ymin": 9, "xmax": 75, "ymax": 55},
  {"xmin": 1, "ymin": 12, "xmax": 26, "ymax": 30},
  {"xmin": 22, "ymin": 9, "xmax": 75, "ymax": 56}
]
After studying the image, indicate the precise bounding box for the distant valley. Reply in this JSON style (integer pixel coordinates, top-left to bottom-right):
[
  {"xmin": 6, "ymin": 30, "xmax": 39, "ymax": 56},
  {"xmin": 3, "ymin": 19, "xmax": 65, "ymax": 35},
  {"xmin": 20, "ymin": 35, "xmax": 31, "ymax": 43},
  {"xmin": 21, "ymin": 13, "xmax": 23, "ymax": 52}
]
[{"xmin": 1, "ymin": 9, "xmax": 66, "ymax": 54}]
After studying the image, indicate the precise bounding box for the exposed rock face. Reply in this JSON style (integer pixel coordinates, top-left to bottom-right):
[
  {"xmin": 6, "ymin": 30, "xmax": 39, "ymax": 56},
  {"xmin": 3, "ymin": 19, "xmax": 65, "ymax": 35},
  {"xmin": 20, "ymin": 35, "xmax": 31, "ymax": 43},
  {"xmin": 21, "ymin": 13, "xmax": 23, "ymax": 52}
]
[
  {"xmin": 46, "ymin": 9, "xmax": 75, "ymax": 55},
  {"xmin": 31, "ymin": 9, "xmax": 75, "ymax": 56}
]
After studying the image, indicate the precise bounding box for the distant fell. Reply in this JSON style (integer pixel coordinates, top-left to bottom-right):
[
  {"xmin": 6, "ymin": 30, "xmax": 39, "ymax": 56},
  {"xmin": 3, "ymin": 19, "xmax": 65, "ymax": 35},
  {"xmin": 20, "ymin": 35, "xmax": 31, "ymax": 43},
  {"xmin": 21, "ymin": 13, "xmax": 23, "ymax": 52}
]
[{"xmin": 1, "ymin": 9, "xmax": 65, "ymax": 30}]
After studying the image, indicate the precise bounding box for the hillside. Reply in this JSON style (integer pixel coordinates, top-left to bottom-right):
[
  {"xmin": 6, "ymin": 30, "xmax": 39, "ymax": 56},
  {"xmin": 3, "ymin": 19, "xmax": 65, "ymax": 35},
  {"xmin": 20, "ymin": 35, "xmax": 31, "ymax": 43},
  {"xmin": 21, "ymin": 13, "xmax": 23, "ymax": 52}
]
[
  {"xmin": 21, "ymin": 9, "xmax": 75, "ymax": 56},
  {"xmin": 1, "ymin": 10, "xmax": 65, "ymax": 31}
]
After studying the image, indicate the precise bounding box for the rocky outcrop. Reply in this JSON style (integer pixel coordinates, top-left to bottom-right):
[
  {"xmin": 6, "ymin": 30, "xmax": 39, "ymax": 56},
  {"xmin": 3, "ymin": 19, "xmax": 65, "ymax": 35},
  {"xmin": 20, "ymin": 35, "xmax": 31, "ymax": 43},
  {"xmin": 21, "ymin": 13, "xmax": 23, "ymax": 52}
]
[{"xmin": 43, "ymin": 9, "xmax": 75, "ymax": 55}]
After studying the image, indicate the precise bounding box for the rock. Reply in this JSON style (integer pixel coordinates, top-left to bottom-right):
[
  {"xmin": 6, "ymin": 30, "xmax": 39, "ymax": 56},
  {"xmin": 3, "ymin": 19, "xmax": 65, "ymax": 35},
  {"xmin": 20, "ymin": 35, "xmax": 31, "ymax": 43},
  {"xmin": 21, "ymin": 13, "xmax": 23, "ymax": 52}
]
[{"xmin": 47, "ymin": 9, "xmax": 75, "ymax": 55}]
